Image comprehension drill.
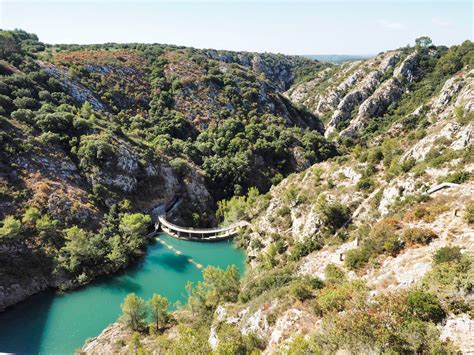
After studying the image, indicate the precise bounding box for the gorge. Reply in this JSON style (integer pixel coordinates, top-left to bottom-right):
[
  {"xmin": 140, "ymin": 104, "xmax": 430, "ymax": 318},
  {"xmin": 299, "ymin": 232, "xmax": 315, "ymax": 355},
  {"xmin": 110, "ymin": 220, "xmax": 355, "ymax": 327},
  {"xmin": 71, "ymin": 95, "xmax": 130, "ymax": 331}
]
[{"xmin": 0, "ymin": 28, "xmax": 472, "ymax": 354}]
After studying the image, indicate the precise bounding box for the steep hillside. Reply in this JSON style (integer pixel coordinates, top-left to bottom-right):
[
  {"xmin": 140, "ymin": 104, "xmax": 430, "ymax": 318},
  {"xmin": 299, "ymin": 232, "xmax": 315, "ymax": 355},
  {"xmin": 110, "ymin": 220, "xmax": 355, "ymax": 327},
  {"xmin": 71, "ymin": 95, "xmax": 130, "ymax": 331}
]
[
  {"xmin": 40, "ymin": 42, "xmax": 333, "ymax": 199},
  {"xmin": 82, "ymin": 40, "xmax": 473, "ymax": 354},
  {"xmin": 287, "ymin": 41, "xmax": 473, "ymax": 141},
  {"xmin": 0, "ymin": 29, "xmax": 334, "ymax": 309}
]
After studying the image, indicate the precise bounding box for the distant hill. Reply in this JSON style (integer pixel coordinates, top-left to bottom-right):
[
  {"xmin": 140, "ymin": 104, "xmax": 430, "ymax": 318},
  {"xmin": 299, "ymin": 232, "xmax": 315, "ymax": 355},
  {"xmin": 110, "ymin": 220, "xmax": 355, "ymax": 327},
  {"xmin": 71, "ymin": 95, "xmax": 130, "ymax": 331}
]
[{"xmin": 303, "ymin": 54, "xmax": 373, "ymax": 64}]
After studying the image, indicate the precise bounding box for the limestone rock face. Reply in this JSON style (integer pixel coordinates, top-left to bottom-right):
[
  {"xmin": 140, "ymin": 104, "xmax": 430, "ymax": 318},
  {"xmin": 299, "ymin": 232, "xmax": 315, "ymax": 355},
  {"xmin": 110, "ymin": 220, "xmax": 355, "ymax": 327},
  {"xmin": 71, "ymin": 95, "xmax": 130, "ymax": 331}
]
[
  {"xmin": 325, "ymin": 70, "xmax": 381, "ymax": 137},
  {"xmin": 393, "ymin": 52, "xmax": 420, "ymax": 82},
  {"xmin": 378, "ymin": 51, "xmax": 401, "ymax": 72},
  {"xmin": 341, "ymin": 77, "xmax": 404, "ymax": 136},
  {"xmin": 440, "ymin": 314, "xmax": 474, "ymax": 353},
  {"xmin": 0, "ymin": 275, "xmax": 50, "ymax": 311},
  {"xmin": 82, "ymin": 323, "xmax": 131, "ymax": 355},
  {"xmin": 40, "ymin": 63, "xmax": 109, "ymax": 112}
]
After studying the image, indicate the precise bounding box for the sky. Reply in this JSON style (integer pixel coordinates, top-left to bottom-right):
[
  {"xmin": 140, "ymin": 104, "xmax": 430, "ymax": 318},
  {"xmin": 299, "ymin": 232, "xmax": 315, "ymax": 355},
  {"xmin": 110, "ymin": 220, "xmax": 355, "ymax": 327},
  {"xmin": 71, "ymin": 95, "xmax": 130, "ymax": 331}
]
[{"xmin": 0, "ymin": 0, "xmax": 472, "ymax": 55}]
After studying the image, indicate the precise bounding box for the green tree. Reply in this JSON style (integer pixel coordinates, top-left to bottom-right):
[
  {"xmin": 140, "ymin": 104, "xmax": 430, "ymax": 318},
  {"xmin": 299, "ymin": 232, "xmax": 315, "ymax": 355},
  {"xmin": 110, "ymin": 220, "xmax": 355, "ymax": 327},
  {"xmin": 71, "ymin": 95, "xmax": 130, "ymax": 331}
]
[
  {"xmin": 0, "ymin": 215, "xmax": 21, "ymax": 238},
  {"xmin": 60, "ymin": 226, "xmax": 104, "ymax": 273},
  {"xmin": 35, "ymin": 214, "xmax": 59, "ymax": 237},
  {"xmin": 22, "ymin": 207, "xmax": 40, "ymax": 227},
  {"xmin": 149, "ymin": 294, "xmax": 169, "ymax": 329},
  {"xmin": 119, "ymin": 213, "xmax": 151, "ymax": 238},
  {"xmin": 107, "ymin": 235, "xmax": 127, "ymax": 267},
  {"xmin": 128, "ymin": 332, "xmax": 145, "ymax": 355},
  {"xmin": 406, "ymin": 290, "xmax": 445, "ymax": 323},
  {"xmin": 119, "ymin": 213, "xmax": 151, "ymax": 256},
  {"xmin": 188, "ymin": 265, "xmax": 240, "ymax": 313},
  {"xmin": 317, "ymin": 197, "xmax": 351, "ymax": 232},
  {"xmin": 0, "ymin": 31, "xmax": 19, "ymax": 59},
  {"xmin": 415, "ymin": 36, "xmax": 433, "ymax": 49},
  {"xmin": 121, "ymin": 293, "xmax": 147, "ymax": 331}
]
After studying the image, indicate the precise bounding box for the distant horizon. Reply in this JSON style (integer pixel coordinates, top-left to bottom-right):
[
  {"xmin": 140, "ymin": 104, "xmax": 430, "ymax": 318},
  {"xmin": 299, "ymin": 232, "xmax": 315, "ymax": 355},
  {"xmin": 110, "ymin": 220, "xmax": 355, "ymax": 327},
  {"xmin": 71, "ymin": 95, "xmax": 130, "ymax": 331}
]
[
  {"xmin": 0, "ymin": 26, "xmax": 470, "ymax": 58},
  {"xmin": 0, "ymin": 1, "xmax": 472, "ymax": 55}
]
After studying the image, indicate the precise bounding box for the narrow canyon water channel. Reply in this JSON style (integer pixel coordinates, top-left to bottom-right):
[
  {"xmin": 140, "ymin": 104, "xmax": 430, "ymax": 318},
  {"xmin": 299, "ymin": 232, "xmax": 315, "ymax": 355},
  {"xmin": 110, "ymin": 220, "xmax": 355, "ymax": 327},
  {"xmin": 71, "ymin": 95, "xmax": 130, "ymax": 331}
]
[{"xmin": 0, "ymin": 233, "xmax": 246, "ymax": 354}]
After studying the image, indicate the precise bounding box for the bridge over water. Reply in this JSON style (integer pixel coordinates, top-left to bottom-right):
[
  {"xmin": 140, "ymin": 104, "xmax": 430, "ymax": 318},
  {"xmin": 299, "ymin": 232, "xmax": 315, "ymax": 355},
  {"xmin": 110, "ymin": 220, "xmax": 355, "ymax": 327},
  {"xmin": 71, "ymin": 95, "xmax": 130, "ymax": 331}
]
[{"xmin": 157, "ymin": 216, "xmax": 249, "ymax": 242}]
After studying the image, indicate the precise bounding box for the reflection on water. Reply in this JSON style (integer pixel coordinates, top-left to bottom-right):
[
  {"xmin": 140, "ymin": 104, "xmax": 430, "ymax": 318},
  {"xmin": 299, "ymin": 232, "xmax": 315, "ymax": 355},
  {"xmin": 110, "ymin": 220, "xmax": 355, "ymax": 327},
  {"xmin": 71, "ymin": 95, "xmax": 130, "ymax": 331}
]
[{"xmin": 0, "ymin": 234, "xmax": 245, "ymax": 354}]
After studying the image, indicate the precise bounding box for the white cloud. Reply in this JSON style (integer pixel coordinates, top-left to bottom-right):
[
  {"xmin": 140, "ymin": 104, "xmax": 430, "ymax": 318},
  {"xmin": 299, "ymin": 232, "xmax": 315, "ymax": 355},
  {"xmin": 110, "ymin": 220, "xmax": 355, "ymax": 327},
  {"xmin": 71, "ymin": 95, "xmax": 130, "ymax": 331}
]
[
  {"xmin": 377, "ymin": 19, "xmax": 405, "ymax": 30},
  {"xmin": 432, "ymin": 17, "xmax": 452, "ymax": 26}
]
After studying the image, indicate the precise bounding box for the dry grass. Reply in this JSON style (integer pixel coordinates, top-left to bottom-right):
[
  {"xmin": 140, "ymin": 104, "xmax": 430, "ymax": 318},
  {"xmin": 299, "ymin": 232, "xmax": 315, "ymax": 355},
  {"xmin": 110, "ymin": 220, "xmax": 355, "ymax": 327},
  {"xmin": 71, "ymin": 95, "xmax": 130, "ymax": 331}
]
[
  {"xmin": 54, "ymin": 49, "xmax": 145, "ymax": 68},
  {"xmin": 403, "ymin": 197, "xmax": 450, "ymax": 223}
]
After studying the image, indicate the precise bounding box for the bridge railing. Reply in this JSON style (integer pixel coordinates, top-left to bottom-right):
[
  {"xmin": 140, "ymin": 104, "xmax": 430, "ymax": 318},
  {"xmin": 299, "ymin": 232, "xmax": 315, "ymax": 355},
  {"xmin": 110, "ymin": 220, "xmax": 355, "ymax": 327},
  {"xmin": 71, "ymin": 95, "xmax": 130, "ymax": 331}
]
[{"xmin": 157, "ymin": 216, "xmax": 246, "ymax": 235}]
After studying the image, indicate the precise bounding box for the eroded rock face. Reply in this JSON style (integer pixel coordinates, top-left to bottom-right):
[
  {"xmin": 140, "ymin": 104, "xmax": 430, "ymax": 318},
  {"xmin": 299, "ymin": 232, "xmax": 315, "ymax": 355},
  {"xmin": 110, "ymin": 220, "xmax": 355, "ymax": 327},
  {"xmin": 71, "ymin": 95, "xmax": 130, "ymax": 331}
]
[
  {"xmin": 0, "ymin": 275, "xmax": 50, "ymax": 311},
  {"xmin": 342, "ymin": 77, "xmax": 404, "ymax": 137},
  {"xmin": 440, "ymin": 314, "xmax": 474, "ymax": 353},
  {"xmin": 340, "ymin": 53, "xmax": 423, "ymax": 137},
  {"xmin": 39, "ymin": 63, "xmax": 109, "ymax": 112},
  {"xmin": 325, "ymin": 70, "xmax": 381, "ymax": 137},
  {"xmin": 393, "ymin": 52, "xmax": 420, "ymax": 82},
  {"xmin": 287, "ymin": 49, "xmax": 471, "ymax": 139},
  {"xmin": 82, "ymin": 323, "xmax": 131, "ymax": 355}
]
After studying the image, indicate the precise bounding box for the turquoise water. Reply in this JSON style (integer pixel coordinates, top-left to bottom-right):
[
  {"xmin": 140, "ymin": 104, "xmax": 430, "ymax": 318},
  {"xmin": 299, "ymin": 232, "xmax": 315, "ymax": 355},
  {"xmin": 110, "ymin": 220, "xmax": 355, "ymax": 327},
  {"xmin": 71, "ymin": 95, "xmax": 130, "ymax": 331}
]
[{"xmin": 0, "ymin": 234, "xmax": 245, "ymax": 354}]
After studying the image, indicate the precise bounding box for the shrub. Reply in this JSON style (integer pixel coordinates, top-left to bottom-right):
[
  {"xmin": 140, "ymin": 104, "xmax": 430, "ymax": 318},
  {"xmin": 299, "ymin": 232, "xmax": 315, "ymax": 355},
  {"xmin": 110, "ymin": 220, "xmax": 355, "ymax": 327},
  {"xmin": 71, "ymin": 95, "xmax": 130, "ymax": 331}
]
[
  {"xmin": 344, "ymin": 247, "xmax": 372, "ymax": 270},
  {"xmin": 317, "ymin": 199, "xmax": 351, "ymax": 231},
  {"xmin": 317, "ymin": 281, "xmax": 367, "ymax": 313},
  {"xmin": 454, "ymin": 104, "xmax": 474, "ymax": 125},
  {"xmin": 406, "ymin": 290, "xmax": 445, "ymax": 323},
  {"xmin": 290, "ymin": 279, "xmax": 314, "ymax": 301},
  {"xmin": 318, "ymin": 285, "xmax": 352, "ymax": 313},
  {"xmin": 239, "ymin": 266, "xmax": 294, "ymax": 303},
  {"xmin": 277, "ymin": 206, "xmax": 291, "ymax": 217},
  {"xmin": 433, "ymin": 246, "xmax": 462, "ymax": 264},
  {"xmin": 367, "ymin": 147, "xmax": 383, "ymax": 165},
  {"xmin": 169, "ymin": 157, "xmax": 190, "ymax": 177},
  {"xmin": 357, "ymin": 177, "xmax": 375, "ymax": 191},
  {"xmin": 22, "ymin": 207, "xmax": 40, "ymax": 227},
  {"xmin": 438, "ymin": 170, "xmax": 471, "ymax": 184},
  {"xmin": 400, "ymin": 157, "xmax": 416, "ymax": 173},
  {"xmin": 283, "ymin": 334, "xmax": 321, "ymax": 354},
  {"xmin": 423, "ymin": 250, "xmax": 472, "ymax": 314},
  {"xmin": 250, "ymin": 238, "xmax": 263, "ymax": 250},
  {"xmin": 288, "ymin": 237, "xmax": 321, "ymax": 261},
  {"xmin": 382, "ymin": 234, "xmax": 404, "ymax": 256},
  {"xmin": 0, "ymin": 215, "xmax": 21, "ymax": 238},
  {"xmin": 319, "ymin": 290, "xmax": 454, "ymax": 353},
  {"xmin": 324, "ymin": 264, "xmax": 346, "ymax": 284},
  {"xmin": 466, "ymin": 200, "xmax": 474, "ymax": 225},
  {"xmin": 404, "ymin": 201, "xmax": 449, "ymax": 223},
  {"xmin": 403, "ymin": 228, "xmax": 437, "ymax": 246}
]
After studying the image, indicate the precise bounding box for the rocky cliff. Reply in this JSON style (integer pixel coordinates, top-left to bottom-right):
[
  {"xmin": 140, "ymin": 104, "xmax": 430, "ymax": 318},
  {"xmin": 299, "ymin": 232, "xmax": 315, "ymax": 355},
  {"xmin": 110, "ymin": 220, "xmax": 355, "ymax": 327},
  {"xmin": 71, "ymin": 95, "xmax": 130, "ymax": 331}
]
[
  {"xmin": 81, "ymin": 41, "xmax": 473, "ymax": 354},
  {"xmin": 0, "ymin": 31, "xmax": 334, "ymax": 310}
]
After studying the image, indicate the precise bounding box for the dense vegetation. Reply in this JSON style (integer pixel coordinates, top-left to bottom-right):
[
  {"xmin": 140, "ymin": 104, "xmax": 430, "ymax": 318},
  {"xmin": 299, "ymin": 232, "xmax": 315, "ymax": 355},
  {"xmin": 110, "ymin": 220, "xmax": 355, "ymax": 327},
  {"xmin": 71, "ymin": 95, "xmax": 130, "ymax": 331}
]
[
  {"xmin": 0, "ymin": 29, "xmax": 335, "ymax": 293},
  {"xmin": 1, "ymin": 29, "xmax": 472, "ymax": 354},
  {"xmin": 116, "ymin": 248, "xmax": 471, "ymax": 353}
]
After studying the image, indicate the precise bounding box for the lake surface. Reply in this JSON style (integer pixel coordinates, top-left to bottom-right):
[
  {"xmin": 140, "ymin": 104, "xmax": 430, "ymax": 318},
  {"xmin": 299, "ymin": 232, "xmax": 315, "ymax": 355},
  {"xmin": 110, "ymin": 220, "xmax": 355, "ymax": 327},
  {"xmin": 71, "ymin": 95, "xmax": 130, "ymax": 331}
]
[{"xmin": 0, "ymin": 234, "xmax": 245, "ymax": 354}]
